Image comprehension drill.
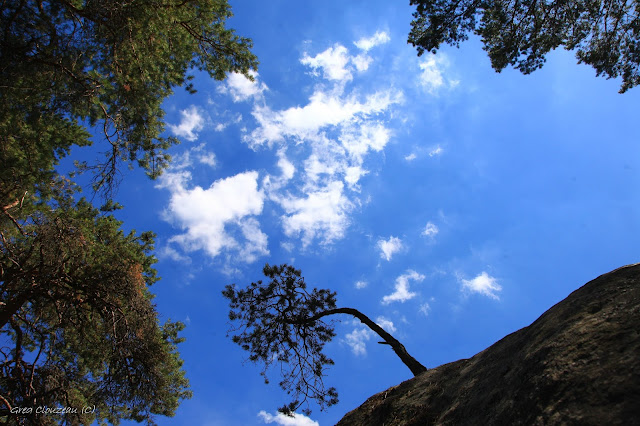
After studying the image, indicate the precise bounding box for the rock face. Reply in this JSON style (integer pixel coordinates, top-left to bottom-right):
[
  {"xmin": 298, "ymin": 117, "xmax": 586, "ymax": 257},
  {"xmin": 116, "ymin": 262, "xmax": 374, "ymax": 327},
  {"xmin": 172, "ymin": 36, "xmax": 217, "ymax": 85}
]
[{"xmin": 338, "ymin": 264, "xmax": 640, "ymax": 425}]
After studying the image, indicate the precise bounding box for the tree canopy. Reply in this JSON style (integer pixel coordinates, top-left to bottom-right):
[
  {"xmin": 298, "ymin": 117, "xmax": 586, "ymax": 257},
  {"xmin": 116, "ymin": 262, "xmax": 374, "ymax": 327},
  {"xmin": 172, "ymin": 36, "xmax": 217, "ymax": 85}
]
[
  {"xmin": 408, "ymin": 0, "xmax": 640, "ymax": 93},
  {"xmin": 1, "ymin": 0, "xmax": 258, "ymax": 423},
  {"xmin": 1, "ymin": 182, "xmax": 190, "ymax": 424},
  {"xmin": 223, "ymin": 264, "xmax": 426, "ymax": 416},
  {"xmin": 1, "ymin": 0, "xmax": 258, "ymax": 202}
]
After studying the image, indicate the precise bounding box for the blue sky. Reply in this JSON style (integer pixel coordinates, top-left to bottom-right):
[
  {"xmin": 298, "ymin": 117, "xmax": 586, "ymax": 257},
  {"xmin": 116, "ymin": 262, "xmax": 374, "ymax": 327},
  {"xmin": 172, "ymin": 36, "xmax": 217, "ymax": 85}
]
[{"xmin": 88, "ymin": 1, "xmax": 640, "ymax": 424}]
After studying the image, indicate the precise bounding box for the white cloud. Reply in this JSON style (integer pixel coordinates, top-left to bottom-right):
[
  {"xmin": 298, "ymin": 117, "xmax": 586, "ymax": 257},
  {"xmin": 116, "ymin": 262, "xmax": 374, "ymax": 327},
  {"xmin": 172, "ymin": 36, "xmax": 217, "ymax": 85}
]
[
  {"xmin": 354, "ymin": 31, "xmax": 391, "ymax": 51},
  {"xmin": 429, "ymin": 145, "xmax": 443, "ymax": 157},
  {"xmin": 278, "ymin": 181, "xmax": 353, "ymax": 247},
  {"xmin": 158, "ymin": 170, "xmax": 268, "ymax": 263},
  {"xmin": 405, "ymin": 153, "xmax": 417, "ymax": 161},
  {"xmin": 419, "ymin": 302, "xmax": 431, "ymax": 317},
  {"xmin": 355, "ymin": 280, "xmax": 368, "ymax": 289},
  {"xmin": 378, "ymin": 236, "xmax": 403, "ymax": 261},
  {"xmin": 345, "ymin": 317, "xmax": 395, "ymax": 355},
  {"xmin": 190, "ymin": 143, "xmax": 216, "ymax": 168},
  {"xmin": 198, "ymin": 152, "xmax": 217, "ymax": 167},
  {"xmin": 158, "ymin": 245, "xmax": 191, "ymax": 263},
  {"xmin": 418, "ymin": 54, "xmax": 458, "ymax": 94},
  {"xmin": 247, "ymin": 90, "xmax": 400, "ymax": 148},
  {"xmin": 218, "ymin": 34, "xmax": 403, "ymax": 250},
  {"xmin": 301, "ymin": 44, "xmax": 352, "ymax": 82},
  {"xmin": 345, "ymin": 327, "xmax": 372, "ymax": 356},
  {"xmin": 461, "ymin": 272, "xmax": 502, "ymax": 300},
  {"xmin": 168, "ymin": 106, "xmax": 204, "ymax": 141},
  {"xmin": 375, "ymin": 316, "xmax": 396, "ymax": 333},
  {"xmin": 382, "ymin": 270, "xmax": 424, "ymax": 304},
  {"xmin": 423, "ymin": 222, "xmax": 439, "ymax": 238},
  {"xmin": 277, "ymin": 151, "xmax": 296, "ymax": 181},
  {"xmin": 220, "ymin": 70, "xmax": 268, "ymax": 102},
  {"xmin": 352, "ymin": 54, "xmax": 373, "ymax": 72},
  {"xmin": 248, "ymin": 86, "xmax": 400, "ymax": 247},
  {"xmin": 340, "ymin": 121, "xmax": 391, "ymax": 161},
  {"xmin": 301, "ymin": 36, "xmax": 389, "ymax": 84},
  {"xmin": 258, "ymin": 411, "xmax": 319, "ymax": 426}
]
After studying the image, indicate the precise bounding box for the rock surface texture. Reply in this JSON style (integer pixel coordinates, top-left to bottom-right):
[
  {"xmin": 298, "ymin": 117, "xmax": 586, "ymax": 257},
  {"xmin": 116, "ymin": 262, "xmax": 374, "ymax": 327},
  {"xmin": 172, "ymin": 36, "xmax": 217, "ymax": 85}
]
[{"xmin": 338, "ymin": 264, "xmax": 640, "ymax": 425}]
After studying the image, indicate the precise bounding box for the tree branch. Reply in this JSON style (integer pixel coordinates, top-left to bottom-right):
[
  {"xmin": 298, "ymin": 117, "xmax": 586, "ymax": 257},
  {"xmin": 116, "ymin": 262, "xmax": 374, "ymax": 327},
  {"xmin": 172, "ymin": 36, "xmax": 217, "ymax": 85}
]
[{"xmin": 287, "ymin": 307, "xmax": 427, "ymax": 376}]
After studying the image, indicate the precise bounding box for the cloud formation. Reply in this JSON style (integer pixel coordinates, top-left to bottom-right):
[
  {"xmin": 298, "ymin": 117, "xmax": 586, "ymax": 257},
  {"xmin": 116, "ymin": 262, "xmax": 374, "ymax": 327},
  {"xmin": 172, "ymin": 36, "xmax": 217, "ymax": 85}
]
[
  {"xmin": 418, "ymin": 54, "xmax": 459, "ymax": 94},
  {"xmin": 158, "ymin": 168, "xmax": 268, "ymax": 263},
  {"xmin": 354, "ymin": 31, "xmax": 391, "ymax": 52},
  {"xmin": 378, "ymin": 236, "xmax": 403, "ymax": 261},
  {"xmin": 219, "ymin": 70, "xmax": 268, "ymax": 102},
  {"xmin": 258, "ymin": 411, "xmax": 319, "ymax": 426},
  {"xmin": 345, "ymin": 316, "xmax": 396, "ymax": 355},
  {"xmin": 238, "ymin": 40, "xmax": 402, "ymax": 248},
  {"xmin": 301, "ymin": 44, "xmax": 353, "ymax": 82},
  {"xmin": 382, "ymin": 270, "xmax": 424, "ymax": 304},
  {"xmin": 461, "ymin": 272, "xmax": 502, "ymax": 299},
  {"xmin": 422, "ymin": 222, "xmax": 439, "ymax": 238},
  {"xmin": 161, "ymin": 32, "xmax": 407, "ymax": 260},
  {"xmin": 345, "ymin": 327, "xmax": 372, "ymax": 356},
  {"xmin": 355, "ymin": 280, "xmax": 368, "ymax": 289},
  {"xmin": 168, "ymin": 106, "xmax": 205, "ymax": 141},
  {"xmin": 277, "ymin": 180, "xmax": 354, "ymax": 247}
]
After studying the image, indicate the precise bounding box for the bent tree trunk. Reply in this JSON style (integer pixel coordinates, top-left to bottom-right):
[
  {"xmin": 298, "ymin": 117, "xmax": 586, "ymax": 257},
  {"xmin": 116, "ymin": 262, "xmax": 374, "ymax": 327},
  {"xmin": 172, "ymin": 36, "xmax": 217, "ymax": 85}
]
[{"xmin": 292, "ymin": 307, "xmax": 427, "ymax": 376}]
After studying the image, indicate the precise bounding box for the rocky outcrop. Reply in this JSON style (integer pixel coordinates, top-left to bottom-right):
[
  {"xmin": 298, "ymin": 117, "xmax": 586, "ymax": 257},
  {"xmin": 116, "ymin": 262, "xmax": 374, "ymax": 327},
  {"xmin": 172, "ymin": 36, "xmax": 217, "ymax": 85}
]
[{"xmin": 338, "ymin": 264, "xmax": 640, "ymax": 425}]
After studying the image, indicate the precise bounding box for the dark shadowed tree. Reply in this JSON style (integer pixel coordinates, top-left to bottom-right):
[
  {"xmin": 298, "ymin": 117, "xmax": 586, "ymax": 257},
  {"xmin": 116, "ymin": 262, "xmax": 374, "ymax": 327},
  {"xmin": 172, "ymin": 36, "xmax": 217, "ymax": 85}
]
[
  {"xmin": 223, "ymin": 264, "xmax": 427, "ymax": 416},
  {"xmin": 0, "ymin": 181, "xmax": 191, "ymax": 425},
  {"xmin": 408, "ymin": 0, "xmax": 640, "ymax": 93}
]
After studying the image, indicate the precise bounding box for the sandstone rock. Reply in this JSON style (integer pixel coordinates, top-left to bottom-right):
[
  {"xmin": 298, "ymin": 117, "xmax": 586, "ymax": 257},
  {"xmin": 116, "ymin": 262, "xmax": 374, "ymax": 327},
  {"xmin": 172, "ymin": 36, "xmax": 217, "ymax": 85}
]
[{"xmin": 338, "ymin": 264, "xmax": 640, "ymax": 425}]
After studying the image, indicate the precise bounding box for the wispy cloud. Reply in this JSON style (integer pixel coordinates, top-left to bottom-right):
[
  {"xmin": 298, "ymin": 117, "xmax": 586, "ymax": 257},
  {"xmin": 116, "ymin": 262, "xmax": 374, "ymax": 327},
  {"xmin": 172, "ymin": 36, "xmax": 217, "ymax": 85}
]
[
  {"xmin": 301, "ymin": 44, "xmax": 353, "ymax": 82},
  {"xmin": 461, "ymin": 272, "xmax": 502, "ymax": 300},
  {"xmin": 345, "ymin": 327, "xmax": 372, "ymax": 356},
  {"xmin": 419, "ymin": 302, "xmax": 432, "ymax": 317},
  {"xmin": 375, "ymin": 316, "xmax": 396, "ymax": 333},
  {"xmin": 429, "ymin": 145, "xmax": 443, "ymax": 157},
  {"xmin": 422, "ymin": 222, "xmax": 439, "ymax": 238},
  {"xmin": 382, "ymin": 270, "xmax": 424, "ymax": 304},
  {"xmin": 168, "ymin": 106, "xmax": 205, "ymax": 141},
  {"xmin": 378, "ymin": 236, "xmax": 403, "ymax": 261},
  {"xmin": 234, "ymin": 42, "xmax": 402, "ymax": 249},
  {"xmin": 355, "ymin": 280, "xmax": 368, "ymax": 289},
  {"xmin": 354, "ymin": 31, "xmax": 390, "ymax": 52},
  {"xmin": 405, "ymin": 153, "xmax": 417, "ymax": 162},
  {"xmin": 418, "ymin": 54, "xmax": 459, "ymax": 94},
  {"xmin": 345, "ymin": 316, "xmax": 396, "ymax": 355},
  {"xmin": 277, "ymin": 180, "xmax": 353, "ymax": 248},
  {"xmin": 258, "ymin": 410, "xmax": 319, "ymax": 426}
]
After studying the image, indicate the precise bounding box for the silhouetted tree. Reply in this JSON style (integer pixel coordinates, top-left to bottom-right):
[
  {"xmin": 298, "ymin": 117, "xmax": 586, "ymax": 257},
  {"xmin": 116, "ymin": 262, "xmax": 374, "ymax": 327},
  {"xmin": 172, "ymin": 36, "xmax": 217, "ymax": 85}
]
[
  {"xmin": 408, "ymin": 0, "xmax": 640, "ymax": 93},
  {"xmin": 223, "ymin": 264, "xmax": 427, "ymax": 416}
]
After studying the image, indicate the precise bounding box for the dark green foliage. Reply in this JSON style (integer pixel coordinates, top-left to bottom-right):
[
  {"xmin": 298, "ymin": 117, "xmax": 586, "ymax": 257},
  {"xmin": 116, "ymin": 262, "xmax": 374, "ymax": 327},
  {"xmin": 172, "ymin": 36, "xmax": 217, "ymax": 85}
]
[
  {"xmin": 1, "ymin": 0, "xmax": 258, "ymax": 423},
  {"xmin": 0, "ymin": 0, "xmax": 258, "ymax": 201},
  {"xmin": 223, "ymin": 264, "xmax": 339, "ymax": 416},
  {"xmin": 0, "ymin": 182, "xmax": 191, "ymax": 425},
  {"xmin": 224, "ymin": 264, "xmax": 428, "ymax": 416},
  {"xmin": 408, "ymin": 0, "xmax": 640, "ymax": 92}
]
